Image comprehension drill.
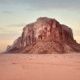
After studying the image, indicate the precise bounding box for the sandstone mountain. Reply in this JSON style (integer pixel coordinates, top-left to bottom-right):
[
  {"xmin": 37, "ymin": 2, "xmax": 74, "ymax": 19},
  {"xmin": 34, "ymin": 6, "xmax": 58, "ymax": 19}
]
[{"xmin": 6, "ymin": 17, "xmax": 80, "ymax": 53}]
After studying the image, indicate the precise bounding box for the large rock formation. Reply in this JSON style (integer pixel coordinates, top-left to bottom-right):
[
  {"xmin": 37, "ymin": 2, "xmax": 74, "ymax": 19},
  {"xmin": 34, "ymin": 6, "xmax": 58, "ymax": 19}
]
[{"xmin": 6, "ymin": 17, "xmax": 80, "ymax": 53}]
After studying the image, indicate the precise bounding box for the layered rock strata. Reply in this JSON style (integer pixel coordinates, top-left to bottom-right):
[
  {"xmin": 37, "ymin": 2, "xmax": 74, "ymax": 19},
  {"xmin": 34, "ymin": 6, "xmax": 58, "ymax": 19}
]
[{"xmin": 6, "ymin": 17, "xmax": 80, "ymax": 53}]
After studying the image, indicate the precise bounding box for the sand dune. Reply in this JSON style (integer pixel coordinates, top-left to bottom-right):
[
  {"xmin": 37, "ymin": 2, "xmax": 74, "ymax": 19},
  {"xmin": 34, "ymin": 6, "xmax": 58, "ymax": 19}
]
[{"xmin": 0, "ymin": 53, "xmax": 80, "ymax": 80}]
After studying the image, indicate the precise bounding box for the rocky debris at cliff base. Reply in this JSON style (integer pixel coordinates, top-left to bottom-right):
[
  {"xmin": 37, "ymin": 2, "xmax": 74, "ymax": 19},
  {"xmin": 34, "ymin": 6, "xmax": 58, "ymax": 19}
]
[{"xmin": 6, "ymin": 17, "xmax": 80, "ymax": 54}]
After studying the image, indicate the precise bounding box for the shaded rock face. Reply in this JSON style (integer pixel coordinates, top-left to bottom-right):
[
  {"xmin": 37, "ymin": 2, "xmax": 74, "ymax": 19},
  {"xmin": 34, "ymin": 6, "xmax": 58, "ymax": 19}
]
[{"xmin": 6, "ymin": 17, "xmax": 80, "ymax": 53}]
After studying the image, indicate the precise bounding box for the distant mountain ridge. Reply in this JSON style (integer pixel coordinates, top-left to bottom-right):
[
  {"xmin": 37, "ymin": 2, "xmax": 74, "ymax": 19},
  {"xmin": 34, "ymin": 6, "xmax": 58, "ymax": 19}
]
[{"xmin": 6, "ymin": 17, "xmax": 80, "ymax": 53}]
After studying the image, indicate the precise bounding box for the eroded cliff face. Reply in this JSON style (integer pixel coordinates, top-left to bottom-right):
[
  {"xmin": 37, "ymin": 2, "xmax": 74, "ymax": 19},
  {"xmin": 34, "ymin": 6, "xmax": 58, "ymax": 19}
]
[{"xmin": 6, "ymin": 17, "xmax": 80, "ymax": 53}]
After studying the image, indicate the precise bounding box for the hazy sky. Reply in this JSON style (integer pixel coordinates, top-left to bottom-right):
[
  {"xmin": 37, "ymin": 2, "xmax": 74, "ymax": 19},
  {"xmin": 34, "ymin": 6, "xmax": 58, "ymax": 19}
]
[{"xmin": 0, "ymin": 0, "xmax": 80, "ymax": 52}]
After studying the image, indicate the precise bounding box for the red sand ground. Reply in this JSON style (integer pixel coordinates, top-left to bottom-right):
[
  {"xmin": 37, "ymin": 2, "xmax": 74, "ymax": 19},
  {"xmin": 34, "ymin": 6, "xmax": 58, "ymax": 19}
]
[{"xmin": 0, "ymin": 53, "xmax": 80, "ymax": 80}]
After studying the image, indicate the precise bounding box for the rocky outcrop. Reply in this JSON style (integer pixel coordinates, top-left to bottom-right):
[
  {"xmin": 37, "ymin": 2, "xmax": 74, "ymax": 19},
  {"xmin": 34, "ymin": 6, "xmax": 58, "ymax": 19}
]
[{"xmin": 6, "ymin": 17, "xmax": 80, "ymax": 53}]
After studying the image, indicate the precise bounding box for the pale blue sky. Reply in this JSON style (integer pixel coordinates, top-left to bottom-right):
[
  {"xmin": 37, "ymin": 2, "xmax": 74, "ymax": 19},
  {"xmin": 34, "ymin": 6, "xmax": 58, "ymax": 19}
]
[{"xmin": 0, "ymin": 0, "xmax": 80, "ymax": 52}]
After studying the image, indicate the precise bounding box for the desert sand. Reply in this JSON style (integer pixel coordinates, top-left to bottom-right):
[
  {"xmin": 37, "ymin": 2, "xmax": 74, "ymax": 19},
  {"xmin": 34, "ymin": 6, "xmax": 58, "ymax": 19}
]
[{"xmin": 0, "ymin": 53, "xmax": 80, "ymax": 80}]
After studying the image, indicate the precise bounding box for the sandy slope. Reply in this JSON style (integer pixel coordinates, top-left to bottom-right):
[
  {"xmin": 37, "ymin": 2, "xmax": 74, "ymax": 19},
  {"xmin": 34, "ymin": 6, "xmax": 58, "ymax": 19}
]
[{"xmin": 0, "ymin": 53, "xmax": 80, "ymax": 80}]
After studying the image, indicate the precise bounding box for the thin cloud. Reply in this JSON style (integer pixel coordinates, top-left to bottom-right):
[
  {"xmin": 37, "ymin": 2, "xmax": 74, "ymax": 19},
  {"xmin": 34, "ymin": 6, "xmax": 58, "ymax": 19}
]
[
  {"xmin": 0, "ymin": 28, "xmax": 6, "ymax": 31},
  {"xmin": 0, "ymin": 0, "xmax": 80, "ymax": 10},
  {"xmin": 7, "ymin": 23, "xmax": 26, "ymax": 27},
  {"xmin": 2, "ymin": 11, "xmax": 12, "ymax": 14},
  {"xmin": 0, "ymin": 26, "xmax": 23, "ymax": 38}
]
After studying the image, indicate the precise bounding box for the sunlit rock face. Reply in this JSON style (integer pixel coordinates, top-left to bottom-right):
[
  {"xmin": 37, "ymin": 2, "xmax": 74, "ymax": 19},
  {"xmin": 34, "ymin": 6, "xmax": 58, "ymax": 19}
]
[{"xmin": 6, "ymin": 17, "xmax": 80, "ymax": 53}]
